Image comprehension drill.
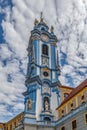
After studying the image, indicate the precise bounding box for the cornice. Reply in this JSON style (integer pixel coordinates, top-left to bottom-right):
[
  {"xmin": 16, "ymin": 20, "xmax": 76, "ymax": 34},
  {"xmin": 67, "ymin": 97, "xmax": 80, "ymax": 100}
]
[{"xmin": 25, "ymin": 76, "xmax": 42, "ymax": 86}]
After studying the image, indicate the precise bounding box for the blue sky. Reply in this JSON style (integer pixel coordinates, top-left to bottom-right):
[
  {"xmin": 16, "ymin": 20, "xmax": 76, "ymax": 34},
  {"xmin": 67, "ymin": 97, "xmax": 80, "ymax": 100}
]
[{"xmin": 0, "ymin": 0, "xmax": 87, "ymax": 122}]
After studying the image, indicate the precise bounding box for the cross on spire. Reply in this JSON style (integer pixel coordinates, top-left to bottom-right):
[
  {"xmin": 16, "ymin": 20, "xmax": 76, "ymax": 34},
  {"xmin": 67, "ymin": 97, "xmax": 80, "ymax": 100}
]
[
  {"xmin": 40, "ymin": 12, "xmax": 43, "ymax": 19},
  {"xmin": 40, "ymin": 12, "xmax": 43, "ymax": 22}
]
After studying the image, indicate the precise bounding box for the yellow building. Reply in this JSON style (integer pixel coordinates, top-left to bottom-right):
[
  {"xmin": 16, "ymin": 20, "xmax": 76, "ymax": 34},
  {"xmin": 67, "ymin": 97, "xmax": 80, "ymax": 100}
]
[
  {"xmin": 57, "ymin": 79, "xmax": 87, "ymax": 119},
  {"xmin": 0, "ymin": 123, "xmax": 5, "ymax": 130},
  {"xmin": 0, "ymin": 112, "xmax": 24, "ymax": 130},
  {"xmin": 59, "ymin": 85, "xmax": 74, "ymax": 102}
]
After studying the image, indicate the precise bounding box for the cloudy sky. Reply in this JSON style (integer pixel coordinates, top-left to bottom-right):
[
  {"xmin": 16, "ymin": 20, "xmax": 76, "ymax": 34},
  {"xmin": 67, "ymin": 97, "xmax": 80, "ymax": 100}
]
[{"xmin": 0, "ymin": 0, "xmax": 87, "ymax": 122}]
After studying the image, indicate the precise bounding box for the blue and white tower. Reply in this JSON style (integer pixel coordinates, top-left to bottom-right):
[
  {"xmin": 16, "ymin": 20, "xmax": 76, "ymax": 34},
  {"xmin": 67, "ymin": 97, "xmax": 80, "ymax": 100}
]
[{"xmin": 23, "ymin": 13, "xmax": 61, "ymax": 124}]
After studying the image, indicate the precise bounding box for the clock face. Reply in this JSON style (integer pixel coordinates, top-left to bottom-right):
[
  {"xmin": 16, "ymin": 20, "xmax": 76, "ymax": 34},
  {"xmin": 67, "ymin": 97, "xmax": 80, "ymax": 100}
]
[
  {"xmin": 41, "ymin": 34, "xmax": 49, "ymax": 42},
  {"xmin": 43, "ymin": 71, "xmax": 49, "ymax": 77},
  {"xmin": 42, "ymin": 68, "xmax": 50, "ymax": 79}
]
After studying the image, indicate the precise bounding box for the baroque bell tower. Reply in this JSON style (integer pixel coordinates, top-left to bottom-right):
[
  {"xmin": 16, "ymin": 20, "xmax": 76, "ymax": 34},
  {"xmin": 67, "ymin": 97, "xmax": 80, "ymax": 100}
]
[{"xmin": 23, "ymin": 13, "xmax": 61, "ymax": 124}]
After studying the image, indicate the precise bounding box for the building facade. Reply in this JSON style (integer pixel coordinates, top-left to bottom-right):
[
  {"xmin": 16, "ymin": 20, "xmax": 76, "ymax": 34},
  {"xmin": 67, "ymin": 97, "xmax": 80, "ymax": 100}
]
[
  {"xmin": 0, "ymin": 112, "xmax": 23, "ymax": 130},
  {"xmin": 0, "ymin": 123, "xmax": 5, "ymax": 130},
  {"xmin": 56, "ymin": 79, "xmax": 87, "ymax": 130}
]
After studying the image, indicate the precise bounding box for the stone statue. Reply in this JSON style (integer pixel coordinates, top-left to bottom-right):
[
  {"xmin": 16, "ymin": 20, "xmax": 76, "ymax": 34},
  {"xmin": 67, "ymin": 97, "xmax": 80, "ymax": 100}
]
[
  {"xmin": 27, "ymin": 99, "xmax": 32, "ymax": 110},
  {"xmin": 45, "ymin": 100, "xmax": 49, "ymax": 111}
]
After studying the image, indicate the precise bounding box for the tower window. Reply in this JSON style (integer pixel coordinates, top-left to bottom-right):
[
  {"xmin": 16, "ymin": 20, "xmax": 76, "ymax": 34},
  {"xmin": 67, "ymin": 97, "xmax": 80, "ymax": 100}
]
[
  {"xmin": 72, "ymin": 120, "xmax": 77, "ymax": 130},
  {"xmin": 42, "ymin": 44, "xmax": 48, "ymax": 56},
  {"xmin": 61, "ymin": 126, "xmax": 65, "ymax": 130}
]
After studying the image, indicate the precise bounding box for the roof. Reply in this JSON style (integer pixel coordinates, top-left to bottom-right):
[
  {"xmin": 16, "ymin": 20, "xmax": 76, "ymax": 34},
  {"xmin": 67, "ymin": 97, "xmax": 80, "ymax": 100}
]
[
  {"xmin": 0, "ymin": 123, "xmax": 5, "ymax": 124},
  {"xmin": 60, "ymin": 85, "xmax": 74, "ymax": 90},
  {"xmin": 57, "ymin": 79, "xmax": 87, "ymax": 109},
  {"xmin": 6, "ymin": 112, "xmax": 24, "ymax": 124}
]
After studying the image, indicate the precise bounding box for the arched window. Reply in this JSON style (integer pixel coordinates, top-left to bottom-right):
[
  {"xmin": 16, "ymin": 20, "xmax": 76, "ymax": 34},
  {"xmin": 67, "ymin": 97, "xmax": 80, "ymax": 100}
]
[
  {"xmin": 42, "ymin": 44, "xmax": 48, "ymax": 56},
  {"xmin": 44, "ymin": 117, "xmax": 51, "ymax": 122},
  {"xmin": 41, "ymin": 27, "xmax": 45, "ymax": 31},
  {"xmin": 64, "ymin": 93, "xmax": 69, "ymax": 99}
]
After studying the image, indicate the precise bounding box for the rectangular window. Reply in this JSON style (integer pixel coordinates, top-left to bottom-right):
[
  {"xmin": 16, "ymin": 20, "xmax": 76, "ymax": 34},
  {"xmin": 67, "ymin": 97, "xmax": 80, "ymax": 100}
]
[
  {"xmin": 61, "ymin": 110, "xmax": 64, "ymax": 117},
  {"xmin": 10, "ymin": 125, "xmax": 12, "ymax": 130},
  {"xmin": 64, "ymin": 93, "xmax": 69, "ymax": 99},
  {"xmin": 85, "ymin": 114, "xmax": 87, "ymax": 124},
  {"xmin": 61, "ymin": 126, "xmax": 65, "ymax": 130},
  {"xmin": 81, "ymin": 95, "xmax": 84, "ymax": 100},
  {"xmin": 42, "ymin": 44, "xmax": 48, "ymax": 56},
  {"xmin": 72, "ymin": 120, "xmax": 77, "ymax": 130},
  {"xmin": 71, "ymin": 103, "xmax": 73, "ymax": 107},
  {"xmin": 14, "ymin": 122, "xmax": 16, "ymax": 127},
  {"xmin": 71, "ymin": 103, "xmax": 74, "ymax": 110},
  {"xmin": 62, "ymin": 110, "xmax": 64, "ymax": 113},
  {"xmin": 81, "ymin": 95, "xmax": 85, "ymax": 104}
]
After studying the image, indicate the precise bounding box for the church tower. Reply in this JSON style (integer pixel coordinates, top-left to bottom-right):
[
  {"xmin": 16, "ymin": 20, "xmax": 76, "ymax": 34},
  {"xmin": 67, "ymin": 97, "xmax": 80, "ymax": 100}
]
[{"xmin": 23, "ymin": 13, "xmax": 61, "ymax": 124}]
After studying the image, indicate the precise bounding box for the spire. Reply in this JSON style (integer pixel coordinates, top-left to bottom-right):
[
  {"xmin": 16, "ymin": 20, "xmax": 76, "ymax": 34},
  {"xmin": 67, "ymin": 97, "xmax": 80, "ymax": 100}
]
[
  {"xmin": 40, "ymin": 12, "xmax": 43, "ymax": 22},
  {"xmin": 40, "ymin": 12, "xmax": 43, "ymax": 19}
]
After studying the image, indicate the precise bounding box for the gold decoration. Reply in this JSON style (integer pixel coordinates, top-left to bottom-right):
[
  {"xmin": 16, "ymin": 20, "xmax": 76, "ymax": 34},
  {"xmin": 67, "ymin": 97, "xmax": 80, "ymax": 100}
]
[
  {"xmin": 34, "ymin": 19, "xmax": 38, "ymax": 26},
  {"xmin": 40, "ymin": 12, "xmax": 47, "ymax": 26},
  {"xmin": 51, "ymin": 26, "xmax": 54, "ymax": 32},
  {"xmin": 41, "ymin": 34, "xmax": 49, "ymax": 42}
]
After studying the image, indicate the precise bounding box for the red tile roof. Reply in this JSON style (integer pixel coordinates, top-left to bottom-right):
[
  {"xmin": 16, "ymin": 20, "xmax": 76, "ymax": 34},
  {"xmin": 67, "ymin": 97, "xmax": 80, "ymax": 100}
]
[
  {"xmin": 60, "ymin": 85, "xmax": 74, "ymax": 89},
  {"xmin": 57, "ymin": 79, "xmax": 87, "ymax": 109}
]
